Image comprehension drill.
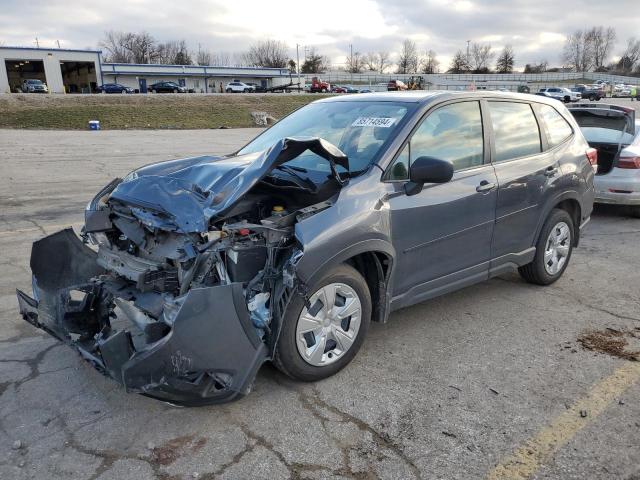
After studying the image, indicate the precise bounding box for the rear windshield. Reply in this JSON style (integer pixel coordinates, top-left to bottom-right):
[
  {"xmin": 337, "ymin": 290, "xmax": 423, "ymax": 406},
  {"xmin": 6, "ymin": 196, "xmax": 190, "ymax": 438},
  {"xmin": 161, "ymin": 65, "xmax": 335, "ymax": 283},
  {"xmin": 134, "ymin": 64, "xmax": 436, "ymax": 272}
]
[
  {"xmin": 238, "ymin": 101, "xmax": 415, "ymax": 173},
  {"xmin": 27, "ymin": 80, "xmax": 42, "ymax": 84},
  {"xmin": 572, "ymin": 110, "xmax": 635, "ymax": 144}
]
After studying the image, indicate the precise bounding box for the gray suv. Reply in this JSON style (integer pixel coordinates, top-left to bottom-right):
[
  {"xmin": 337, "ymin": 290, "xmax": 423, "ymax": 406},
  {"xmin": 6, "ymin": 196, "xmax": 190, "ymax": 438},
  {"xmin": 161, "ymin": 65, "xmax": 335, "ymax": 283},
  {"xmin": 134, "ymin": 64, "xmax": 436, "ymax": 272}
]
[{"xmin": 17, "ymin": 92, "xmax": 595, "ymax": 405}]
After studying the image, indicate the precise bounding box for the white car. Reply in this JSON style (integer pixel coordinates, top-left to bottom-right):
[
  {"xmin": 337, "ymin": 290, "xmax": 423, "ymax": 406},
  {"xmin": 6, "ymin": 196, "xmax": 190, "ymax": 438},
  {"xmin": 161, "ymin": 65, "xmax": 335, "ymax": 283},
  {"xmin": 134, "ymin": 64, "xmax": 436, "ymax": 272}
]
[
  {"xmin": 225, "ymin": 81, "xmax": 255, "ymax": 93},
  {"xmin": 538, "ymin": 87, "xmax": 581, "ymax": 103},
  {"xmin": 21, "ymin": 79, "xmax": 48, "ymax": 93},
  {"xmin": 569, "ymin": 103, "xmax": 640, "ymax": 217}
]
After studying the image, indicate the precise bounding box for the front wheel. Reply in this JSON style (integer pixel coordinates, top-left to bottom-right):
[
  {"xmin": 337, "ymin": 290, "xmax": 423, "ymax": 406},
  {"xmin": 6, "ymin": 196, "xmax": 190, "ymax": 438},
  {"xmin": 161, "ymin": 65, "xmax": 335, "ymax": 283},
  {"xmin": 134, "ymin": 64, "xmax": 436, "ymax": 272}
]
[
  {"xmin": 519, "ymin": 209, "xmax": 574, "ymax": 285},
  {"xmin": 273, "ymin": 264, "xmax": 371, "ymax": 381}
]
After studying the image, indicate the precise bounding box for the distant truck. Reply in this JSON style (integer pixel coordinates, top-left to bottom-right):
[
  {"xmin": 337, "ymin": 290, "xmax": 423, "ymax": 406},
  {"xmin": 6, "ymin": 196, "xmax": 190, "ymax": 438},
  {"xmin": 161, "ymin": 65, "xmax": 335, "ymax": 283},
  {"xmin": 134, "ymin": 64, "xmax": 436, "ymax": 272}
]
[
  {"xmin": 310, "ymin": 77, "xmax": 331, "ymax": 93},
  {"xmin": 571, "ymin": 84, "xmax": 604, "ymax": 101}
]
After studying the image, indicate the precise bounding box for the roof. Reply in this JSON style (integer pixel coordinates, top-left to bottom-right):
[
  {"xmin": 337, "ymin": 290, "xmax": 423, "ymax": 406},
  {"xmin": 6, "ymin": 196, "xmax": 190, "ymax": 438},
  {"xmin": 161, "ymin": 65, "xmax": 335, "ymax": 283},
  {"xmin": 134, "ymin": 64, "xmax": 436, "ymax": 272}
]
[
  {"xmin": 315, "ymin": 90, "xmax": 563, "ymax": 106},
  {"xmin": 0, "ymin": 46, "xmax": 101, "ymax": 54}
]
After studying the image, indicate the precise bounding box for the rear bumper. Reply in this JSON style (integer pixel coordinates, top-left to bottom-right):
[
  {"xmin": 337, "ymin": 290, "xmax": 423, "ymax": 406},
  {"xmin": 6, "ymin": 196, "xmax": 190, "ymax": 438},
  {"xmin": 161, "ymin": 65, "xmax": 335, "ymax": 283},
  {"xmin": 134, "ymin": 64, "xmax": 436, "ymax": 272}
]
[
  {"xmin": 594, "ymin": 171, "xmax": 640, "ymax": 206},
  {"xmin": 16, "ymin": 229, "xmax": 267, "ymax": 406}
]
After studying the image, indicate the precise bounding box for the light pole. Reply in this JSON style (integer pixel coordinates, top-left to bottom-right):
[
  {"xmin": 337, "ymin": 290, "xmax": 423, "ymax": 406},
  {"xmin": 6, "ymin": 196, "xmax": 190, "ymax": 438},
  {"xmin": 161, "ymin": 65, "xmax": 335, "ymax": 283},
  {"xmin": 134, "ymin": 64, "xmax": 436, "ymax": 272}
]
[
  {"xmin": 466, "ymin": 40, "xmax": 471, "ymax": 68},
  {"xmin": 296, "ymin": 43, "xmax": 301, "ymax": 92}
]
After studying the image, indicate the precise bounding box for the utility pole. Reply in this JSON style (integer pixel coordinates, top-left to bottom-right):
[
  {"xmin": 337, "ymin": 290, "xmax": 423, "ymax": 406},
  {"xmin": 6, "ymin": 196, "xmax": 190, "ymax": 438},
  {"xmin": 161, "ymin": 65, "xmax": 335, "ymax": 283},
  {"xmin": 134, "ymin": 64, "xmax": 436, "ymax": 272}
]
[
  {"xmin": 466, "ymin": 40, "xmax": 471, "ymax": 67},
  {"xmin": 35, "ymin": 37, "xmax": 39, "ymax": 48},
  {"xmin": 56, "ymin": 40, "xmax": 61, "ymax": 49},
  {"xmin": 296, "ymin": 43, "xmax": 301, "ymax": 92},
  {"xmin": 350, "ymin": 43, "xmax": 353, "ymax": 86}
]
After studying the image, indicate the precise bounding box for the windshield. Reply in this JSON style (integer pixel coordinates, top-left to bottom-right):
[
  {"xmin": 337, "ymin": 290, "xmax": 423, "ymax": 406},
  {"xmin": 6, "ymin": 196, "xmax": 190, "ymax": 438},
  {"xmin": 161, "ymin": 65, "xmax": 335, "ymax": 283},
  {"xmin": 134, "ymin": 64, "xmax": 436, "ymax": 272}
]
[
  {"xmin": 27, "ymin": 80, "xmax": 42, "ymax": 85},
  {"xmin": 237, "ymin": 101, "xmax": 413, "ymax": 173}
]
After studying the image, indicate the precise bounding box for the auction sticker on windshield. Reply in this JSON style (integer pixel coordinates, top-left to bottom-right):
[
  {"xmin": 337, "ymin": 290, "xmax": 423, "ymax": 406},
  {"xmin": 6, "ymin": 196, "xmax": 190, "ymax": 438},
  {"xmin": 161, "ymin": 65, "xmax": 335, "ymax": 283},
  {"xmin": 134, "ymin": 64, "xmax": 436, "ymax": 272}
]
[{"xmin": 352, "ymin": 117, "xmax": 396, "ymax": 128}]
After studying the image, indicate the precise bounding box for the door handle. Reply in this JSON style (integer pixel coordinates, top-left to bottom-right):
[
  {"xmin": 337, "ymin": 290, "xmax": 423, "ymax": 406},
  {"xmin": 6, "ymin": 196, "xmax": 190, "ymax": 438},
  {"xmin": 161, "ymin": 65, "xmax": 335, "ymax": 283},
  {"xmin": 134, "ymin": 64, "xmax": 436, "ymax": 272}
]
[
  {"xmin": 544, "ymin": 166, "xmax": 559, "ymax": 177},
  {"xmin": 476, "ymin": 180, "xmax": 496, "ymax": 193}
]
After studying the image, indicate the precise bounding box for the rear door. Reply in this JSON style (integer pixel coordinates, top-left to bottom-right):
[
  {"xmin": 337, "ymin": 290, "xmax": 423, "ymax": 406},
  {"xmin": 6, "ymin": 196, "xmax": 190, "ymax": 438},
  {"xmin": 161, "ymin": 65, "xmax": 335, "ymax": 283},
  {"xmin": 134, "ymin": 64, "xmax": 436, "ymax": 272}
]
[
  {"xmin": 386, "ymin": 100, "xmax": 498, "ymax": 304},
  {"xmin": 487, "ymin": 100, "xmax": 563, "ymax": 261}
]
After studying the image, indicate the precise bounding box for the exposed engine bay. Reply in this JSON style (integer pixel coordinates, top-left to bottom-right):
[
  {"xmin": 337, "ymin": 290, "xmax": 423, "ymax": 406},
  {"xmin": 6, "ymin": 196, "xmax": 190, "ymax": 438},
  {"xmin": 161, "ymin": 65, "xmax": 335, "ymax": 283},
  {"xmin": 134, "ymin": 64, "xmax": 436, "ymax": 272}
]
[{"xmin": 16, "ymin": 137, "xmax": 347, "ymax": 405}]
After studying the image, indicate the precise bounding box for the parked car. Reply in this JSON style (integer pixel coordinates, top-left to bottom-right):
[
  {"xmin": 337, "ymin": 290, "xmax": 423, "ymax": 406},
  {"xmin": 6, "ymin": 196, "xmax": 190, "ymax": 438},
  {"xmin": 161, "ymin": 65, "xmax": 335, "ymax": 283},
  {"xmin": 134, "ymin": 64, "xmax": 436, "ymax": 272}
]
[
  {"xmin": 387, "ymin": 79, "xmax": 408, "ymax": 91},
  {"xmin": 17, "ymin": 91, "xmax": 594, "ymax": 405},
  {"xmin": 570, "ymin": 85, "xmax": 603, "ymax": 101},
  {"xmin": 569, "ymin": 103, "xmax": 640, "ymax": 217},
  {"xmin": 538, "ymin": 87, "xmax": 581, "ymax": 103},
  {"xmin": 21, "ymin": 79, "xmax": 48, "ymax": 93},
  {"xmin": 310, "ymin": 77, "xmax": 331, "ymax": 93},
  {"xmin": 245, "ymin": 82, "xmax": 266, "ymax": 93},
  {"xmin": 96, "ymin": 83, "xmax": 134, "ymax": 94},
  {"xmin": 225, "ymin": 81, "xmax": 255, "ymax": 93},
  {"xmin": 149, "ymin": 82, "xmax": 186, "ymax": 93},
  {"xmin": 332, "ymin": 86, "xmax": 347, "ymax": 93},
  {"xmin": 344, "ymin": 86, "xmax": 359, "ymax": 94}
]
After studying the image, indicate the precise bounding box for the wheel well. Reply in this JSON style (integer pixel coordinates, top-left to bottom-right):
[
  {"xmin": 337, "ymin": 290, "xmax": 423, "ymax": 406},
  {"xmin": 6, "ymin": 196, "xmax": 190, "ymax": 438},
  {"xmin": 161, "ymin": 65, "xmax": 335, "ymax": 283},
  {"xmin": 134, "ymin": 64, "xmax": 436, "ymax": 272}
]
[
  {"xmin": 555, "ymin": 199, "xmax": 581, "ymax": 245},
  {"xmin": 344, "ymin": 251, "xmax": 392, "ymax": 323}
]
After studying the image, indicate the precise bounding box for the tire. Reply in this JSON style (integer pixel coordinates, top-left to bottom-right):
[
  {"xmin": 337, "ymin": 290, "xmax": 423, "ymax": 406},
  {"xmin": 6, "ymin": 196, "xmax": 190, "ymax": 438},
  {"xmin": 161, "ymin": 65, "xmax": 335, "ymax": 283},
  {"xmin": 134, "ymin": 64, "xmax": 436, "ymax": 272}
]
[
  {"xmin": 519, "ymin": 208, "xmax": 575, "ymax": 285},
  {"xmin": 588, "ymin": 94, "xmax": 595, "ymax": 101},
  {"xmin": 121, "ymin": 90, "xmax": 127, "ymax": 94},
  {"xmin": 152, "ymin": 89, "xmax": 157, "ymax": 94},
  {"xmin": 321, "ymin": 88, "xmax": 327, "ymax": 93},
  {"xmin": 273, "ymin": 263, "xmax": 371, "ymax": 382},
  {"xmin": 173, "ymin": 88, "xmax": 178, "ymax": 93},
  {"xmin": 563, "ymin": 96, "xmax": 571, "ymax": 103},
  {"xmin": 226, "ymin": 88, "xmax": 232, "ymax": 93}
]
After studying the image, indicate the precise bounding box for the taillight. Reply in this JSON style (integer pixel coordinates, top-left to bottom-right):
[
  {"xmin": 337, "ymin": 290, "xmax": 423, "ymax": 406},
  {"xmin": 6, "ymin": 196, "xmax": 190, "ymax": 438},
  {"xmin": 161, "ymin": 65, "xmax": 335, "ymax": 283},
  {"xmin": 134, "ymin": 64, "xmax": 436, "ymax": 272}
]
[
  {"xmin": 586, "ymin": 148, "xmax": 598, "ymax": 168},
  {"xmin": 618, "ymin": 156, "xmax": 640, "ymax": 169}
]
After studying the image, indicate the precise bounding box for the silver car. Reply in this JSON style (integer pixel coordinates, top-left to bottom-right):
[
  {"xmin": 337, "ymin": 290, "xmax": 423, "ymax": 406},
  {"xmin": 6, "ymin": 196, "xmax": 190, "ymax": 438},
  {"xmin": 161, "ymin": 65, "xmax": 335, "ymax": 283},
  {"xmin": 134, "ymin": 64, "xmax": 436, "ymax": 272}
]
[{"xmin": 569, "ymin": 103, "xmax": 640, "ymax": 217}]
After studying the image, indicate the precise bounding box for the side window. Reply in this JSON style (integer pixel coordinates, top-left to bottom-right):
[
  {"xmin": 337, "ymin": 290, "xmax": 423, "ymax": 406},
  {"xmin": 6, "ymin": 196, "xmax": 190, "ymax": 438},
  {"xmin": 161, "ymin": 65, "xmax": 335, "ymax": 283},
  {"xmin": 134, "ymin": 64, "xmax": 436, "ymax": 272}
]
[
  {"xmin": 386, "ymin": 101, "xmax": 484, "ymax": 180},
  {"xmin": 538, "ymin": 104, "xmax": 573, "ymax": 148},
  {"xmin": 488, "ymin": 102, "xmax": 541, "ymax": 162}
]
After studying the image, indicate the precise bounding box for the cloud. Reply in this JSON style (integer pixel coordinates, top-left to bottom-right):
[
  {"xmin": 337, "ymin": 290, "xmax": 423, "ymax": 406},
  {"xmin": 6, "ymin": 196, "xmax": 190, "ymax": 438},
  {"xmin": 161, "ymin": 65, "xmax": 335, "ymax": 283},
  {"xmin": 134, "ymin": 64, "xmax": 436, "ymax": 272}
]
[{"xmin": 1, "ymin": 0, "xmax": 637, "ymax": 70}]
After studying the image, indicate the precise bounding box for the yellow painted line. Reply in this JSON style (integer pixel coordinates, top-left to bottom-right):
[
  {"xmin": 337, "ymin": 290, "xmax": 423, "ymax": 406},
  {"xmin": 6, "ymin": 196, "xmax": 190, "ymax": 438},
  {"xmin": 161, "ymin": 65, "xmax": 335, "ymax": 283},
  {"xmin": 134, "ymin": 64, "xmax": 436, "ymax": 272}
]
[{"xmin": 487, "ymin": 361, "xmax": 640, "ymax": 480}]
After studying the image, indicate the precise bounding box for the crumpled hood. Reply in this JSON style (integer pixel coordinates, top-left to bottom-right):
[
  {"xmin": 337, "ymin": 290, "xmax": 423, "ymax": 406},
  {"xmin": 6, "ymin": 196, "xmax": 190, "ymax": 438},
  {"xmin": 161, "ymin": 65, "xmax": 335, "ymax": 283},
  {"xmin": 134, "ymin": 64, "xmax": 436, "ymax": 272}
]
[{"xmin": 108, "ymin": 137, "xmax": 348, "ymax": 233}]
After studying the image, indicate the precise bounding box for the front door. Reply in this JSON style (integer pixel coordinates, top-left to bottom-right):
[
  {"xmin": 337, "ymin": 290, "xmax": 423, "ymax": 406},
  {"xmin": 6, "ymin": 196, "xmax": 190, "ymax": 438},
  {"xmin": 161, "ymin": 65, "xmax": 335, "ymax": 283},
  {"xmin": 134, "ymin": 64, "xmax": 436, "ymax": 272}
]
[
  {"xmin": 386, "ymin": 100, "xmax": 497, "ymax": 305},
  {"xmin": 138, "ymin": 78, "xmax": 147, "ymax": 93}
]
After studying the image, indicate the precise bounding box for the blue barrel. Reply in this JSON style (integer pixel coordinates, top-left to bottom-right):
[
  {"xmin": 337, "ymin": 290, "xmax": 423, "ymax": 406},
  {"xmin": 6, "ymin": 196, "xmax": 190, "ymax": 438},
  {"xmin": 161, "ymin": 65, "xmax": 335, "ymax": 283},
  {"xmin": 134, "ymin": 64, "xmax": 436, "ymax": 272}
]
[{"xmin": 88, "ymin": 120, "xmax": 101, "ymax": 130}]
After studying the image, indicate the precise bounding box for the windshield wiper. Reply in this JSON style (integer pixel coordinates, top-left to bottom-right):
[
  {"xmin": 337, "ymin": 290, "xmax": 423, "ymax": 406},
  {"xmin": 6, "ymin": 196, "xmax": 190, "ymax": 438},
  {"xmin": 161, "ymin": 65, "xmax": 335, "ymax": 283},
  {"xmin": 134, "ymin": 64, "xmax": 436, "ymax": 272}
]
[{"xmin": 272, "ymin": 165, "xmax": 318, "ymax": 192}]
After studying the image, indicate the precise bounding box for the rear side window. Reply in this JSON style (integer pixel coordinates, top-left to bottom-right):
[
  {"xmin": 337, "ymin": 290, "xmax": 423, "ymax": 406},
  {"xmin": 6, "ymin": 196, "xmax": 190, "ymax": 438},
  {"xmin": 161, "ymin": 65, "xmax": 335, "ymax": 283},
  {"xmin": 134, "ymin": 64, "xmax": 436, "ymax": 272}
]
[
  {"xmin": 539, "ymin": 104, "xmax": 573, "ymax": 147},
  {"xmin": 489, "ymin": 102, "xmax": 541, "ymax": 162}
]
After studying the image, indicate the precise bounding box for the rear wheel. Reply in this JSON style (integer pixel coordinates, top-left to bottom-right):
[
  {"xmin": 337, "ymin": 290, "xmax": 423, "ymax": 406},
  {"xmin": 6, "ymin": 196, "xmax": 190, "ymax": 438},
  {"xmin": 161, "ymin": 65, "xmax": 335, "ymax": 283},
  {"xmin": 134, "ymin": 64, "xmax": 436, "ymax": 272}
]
[
  {"xmin": 519, "ymin": 209, "xmax": 574, "ymax": 285},
  {"xmin": 152, "ymin": 89, "xmax": 157, "ymax": 94},
  {"xmin": 121, "ymin": 89, "xmax": 127, "ymax": 94},
  {"xmin": 273, "ymin": 264, "xmax": 371, "ymax": 381}
]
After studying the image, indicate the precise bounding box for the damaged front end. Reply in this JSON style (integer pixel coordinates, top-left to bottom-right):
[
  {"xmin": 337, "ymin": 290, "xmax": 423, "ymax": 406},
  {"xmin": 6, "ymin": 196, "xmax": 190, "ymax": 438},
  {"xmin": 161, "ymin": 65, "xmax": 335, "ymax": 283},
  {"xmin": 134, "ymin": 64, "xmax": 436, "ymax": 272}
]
[{"xmin": 16, "ymin": 138, "xmax": 346, "ymax": 405}]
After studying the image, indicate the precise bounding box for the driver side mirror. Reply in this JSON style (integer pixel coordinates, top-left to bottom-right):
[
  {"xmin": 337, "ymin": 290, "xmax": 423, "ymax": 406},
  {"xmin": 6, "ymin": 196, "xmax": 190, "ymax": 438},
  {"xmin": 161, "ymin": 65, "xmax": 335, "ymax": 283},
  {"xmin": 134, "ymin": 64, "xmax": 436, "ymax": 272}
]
[{"xmin": 404, "ymin": 156, "xmax": 454, "ymax": 196}]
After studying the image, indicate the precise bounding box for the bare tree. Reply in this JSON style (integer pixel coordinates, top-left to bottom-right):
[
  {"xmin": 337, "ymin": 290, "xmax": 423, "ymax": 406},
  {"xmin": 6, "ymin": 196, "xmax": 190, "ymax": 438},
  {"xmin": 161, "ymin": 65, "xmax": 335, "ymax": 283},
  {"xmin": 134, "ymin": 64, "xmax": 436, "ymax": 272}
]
[
  {"xmin": 589, "ymin": 26, "xmax": 616, "ymax": 70},
  {"xmin": 495, "ymin": 45, "xmax": 515, "ymax": 73},
  {"xmin": 376, "ymin": 51, "xmax": 391, "ymax": 73},
  {"xmin": 196, "ymin": 48, "xmax": 212, "ymax": 66},
  {"xmin": 420, "ymin": 50, "xmax": 439, "ymax": 74},
  {"xmin": 363, "ymin": 52, "xmax": 379, "ymax": 72},
  {"xmin": 346, "ymin": 50, "xmax": 364, "ymax": 73},
  {"xmin": 470, "ymin": 43, "xmax": 494, "ymax": 72},
  {"xmin": 523, "ymin": 60, "xmax": 548, "ymax": 73},
  {"xmin": 563, "ymin": 30, "xmax": 594, "ymax": 72},
  {"xmin": 618, "ymin": 37, "xmax": 640, "ymax": 72},
  {"xmin": 397, "ymin": 39, "xmax": 418, "ymax": 74},
  {"xmin": 448, "ymin": 50, "xmax": 470, "ymax": 73},
  {"xmin": 99, "ymin": 31, "xmax": 134, "ymax": 63},
  {"xmin": 124, "ymin": 31, "xmax": 157, "ymax": 63},
  {"xmin": 211, "ymin": 52, "xmax": 232, "ymax": 66},
  {"xmin": 156, "ymin": 39, "xmax": 191, "ymax": 65},
  {"xmin": 243, "ymin": 40, "xmax": 289, "ymax": 68}
]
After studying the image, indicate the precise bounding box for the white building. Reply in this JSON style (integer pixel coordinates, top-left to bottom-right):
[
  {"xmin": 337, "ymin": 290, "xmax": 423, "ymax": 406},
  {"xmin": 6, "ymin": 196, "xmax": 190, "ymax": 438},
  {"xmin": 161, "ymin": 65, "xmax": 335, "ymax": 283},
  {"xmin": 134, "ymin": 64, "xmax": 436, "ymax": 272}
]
[
  {"xmin": 0, "ymin": 46, "xmax": 102, "ymax": 93},
  {"xmin": 1, "ymin": 46, "xmax": 301, "ymax": 94}
]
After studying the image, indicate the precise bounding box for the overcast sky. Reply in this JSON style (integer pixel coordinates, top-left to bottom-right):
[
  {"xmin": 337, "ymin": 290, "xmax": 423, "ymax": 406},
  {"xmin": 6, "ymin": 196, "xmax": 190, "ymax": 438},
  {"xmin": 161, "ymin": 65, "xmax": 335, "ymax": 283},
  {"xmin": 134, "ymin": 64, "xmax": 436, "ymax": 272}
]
[{"xmin": 1, "ymin": 0, "xmax": 637, "ymax": 70}]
